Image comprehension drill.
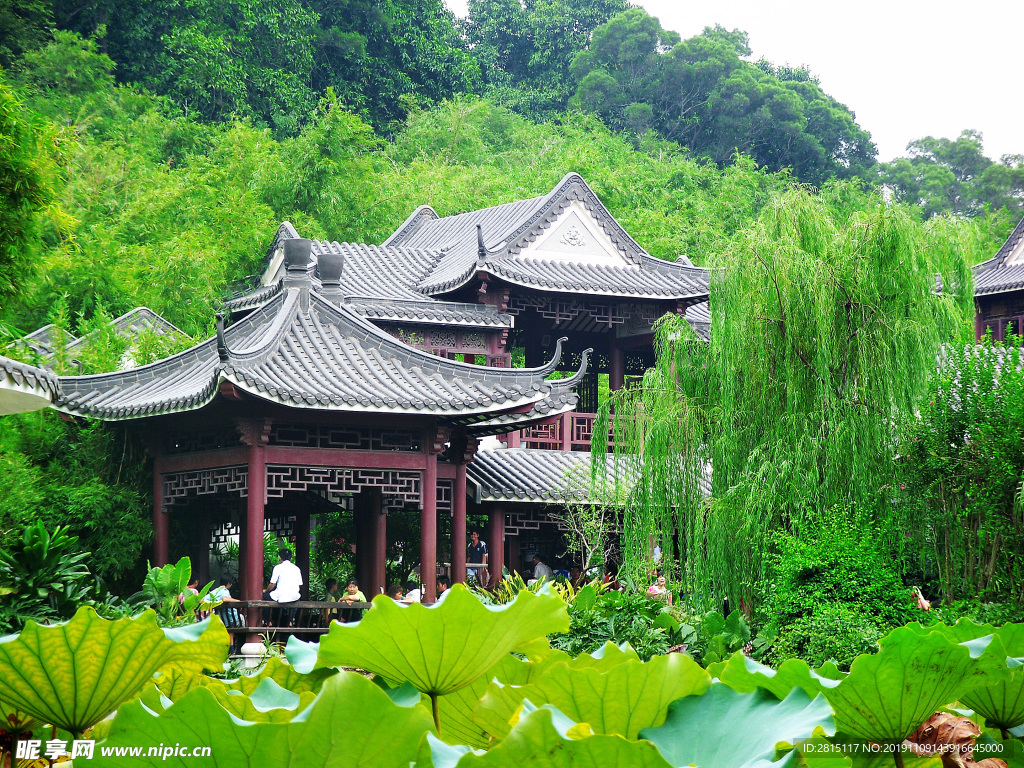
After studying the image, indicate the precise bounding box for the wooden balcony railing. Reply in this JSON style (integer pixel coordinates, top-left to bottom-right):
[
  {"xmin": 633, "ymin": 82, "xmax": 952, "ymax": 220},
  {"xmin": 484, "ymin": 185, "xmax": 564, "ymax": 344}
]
[
  {"xmin": 502, "ymin": 412, "xmax": 612, "ymax": 452},
  {"xmin": 220, "ymin": 600, "xmax": 370, "ymax": 636}
]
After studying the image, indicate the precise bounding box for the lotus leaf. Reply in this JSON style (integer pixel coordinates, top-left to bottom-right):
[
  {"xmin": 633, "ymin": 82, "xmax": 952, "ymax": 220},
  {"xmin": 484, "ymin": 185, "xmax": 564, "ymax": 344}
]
[
  {"xmin": 314, "ymin": 584, "xmax": 569, "ymax": 698},
  {"xmin": 908, "ymin": 621, "xmax": 1024, "ymax": 732},
  {"xmin": 285, "ymin": 635, "xmax": 320, "ymax": 673},
  {"xmin": 710, "ymin": 651, "xmax": 842, "ymax": 700},
  {"xmin": 0, "ymin": 699, "xmax": 35, "ymax": 734},
  {"xmin": 475, "ymin": 652, "xmax": 710, "ymax": 741},
  {"xmin": 429, "ymin": 654, "xmax": 538, "ymax": 748},
  {"xmin": 92, "ymin": 670, "xmax": 434, "ymax": 767},
  {"xmin": 416, "ymin": 702, "xmax": 674, "ymax": 768},
  {"xmin": 822, "ymin": 626, "xmax": 1009, "ymax": 742},
  {"xmin": 0, "ymin": 606, "xmax": 228, "ymax": 735},
  {"xmin": 640, "ymin": 684, "xmax": 835, "ymax": 768}
]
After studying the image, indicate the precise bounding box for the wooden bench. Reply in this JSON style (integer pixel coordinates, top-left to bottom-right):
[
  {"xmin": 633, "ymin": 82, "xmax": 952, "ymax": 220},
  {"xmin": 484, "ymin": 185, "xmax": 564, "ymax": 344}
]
[{"xmin": 220, "ymin": 600, "xmax": 371, "ymax": 636}]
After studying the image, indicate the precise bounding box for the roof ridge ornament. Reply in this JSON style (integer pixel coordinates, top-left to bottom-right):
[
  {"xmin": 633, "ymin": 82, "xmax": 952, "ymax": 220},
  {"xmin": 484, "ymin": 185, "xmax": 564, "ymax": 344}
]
[
  {"xmin": 560, "ymin": 347, "xmax": 593, "ymax": 387},
  {"xmin": 282, "ymin": 237, "xmax": 313, "ymax": 313},
  {"xmin": 476, "ymin": 224, "xmax": 487, "ymax": 268},
  {"xmin": 215, "ymin": 313, "xmax": 231, "ymax": 363},
  {"xmin": 537, "ymin": 336, "xmax": 568, "ymax": 376},
  {"xmin": 317, "ymin": 245, "xmax": 344, "ymax": 305}
]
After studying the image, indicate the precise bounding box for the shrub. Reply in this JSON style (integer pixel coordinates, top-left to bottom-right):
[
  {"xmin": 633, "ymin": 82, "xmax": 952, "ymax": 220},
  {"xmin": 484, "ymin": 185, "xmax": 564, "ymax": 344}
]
[{"xmin": 759, "ymin": 507, "xmax": 917, "ymax": 670}]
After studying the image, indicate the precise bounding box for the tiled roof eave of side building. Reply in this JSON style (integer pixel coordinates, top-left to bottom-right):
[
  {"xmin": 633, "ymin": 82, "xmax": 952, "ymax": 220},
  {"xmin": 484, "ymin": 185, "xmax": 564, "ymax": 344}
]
[{"xmin": 50, "ymin": 263, "xmax": 586, "ymax": 431}]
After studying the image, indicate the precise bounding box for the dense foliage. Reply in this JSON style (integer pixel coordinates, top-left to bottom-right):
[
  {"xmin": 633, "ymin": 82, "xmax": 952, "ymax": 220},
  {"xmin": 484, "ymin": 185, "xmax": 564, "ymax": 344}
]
[
  {"xmin": 599, "ymin": 190, "xmax": 979, "ymax": 611},
  {"xmin": 899, "ymin": 340, "xmax": 1024, "ymax": 605},
  {"xmin": 3, "ymin": 590, "xmax": 1024, "ymax": 767}
]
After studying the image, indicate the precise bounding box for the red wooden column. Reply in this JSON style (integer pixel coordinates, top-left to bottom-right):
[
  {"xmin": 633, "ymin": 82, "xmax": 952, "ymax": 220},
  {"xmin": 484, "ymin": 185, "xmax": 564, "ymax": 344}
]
[
  {"xmin": 238, "ymin": 419, "xmax": 269, "ymax": 633},
  {"xmin": 369, "ymin": 489, "xmax": 386, "ymax": 598},
  {"xmin": 609, "ymin": 337, "xmax": 625, "ymax": 392},
  {"xmin": 421, "ymin": 427, "xmax": 442, "ymax": 602},
  {"xmin": 488, "ymin": 505, "xmax": 504, "ymax": 587},
  {"xmin": 152, "ymin": 456, "xmax": 169, "ymax": 566},
  {"xmin": 452, "ymin": 462, "xmax": 467, "ymax": 584},
  {"xmin": 354, "ymin": 493, "xmax": 370, "ymax": 593},
  {"xmin": 295, "ymin": 510, "xmax": 310, "ymax": 600}
]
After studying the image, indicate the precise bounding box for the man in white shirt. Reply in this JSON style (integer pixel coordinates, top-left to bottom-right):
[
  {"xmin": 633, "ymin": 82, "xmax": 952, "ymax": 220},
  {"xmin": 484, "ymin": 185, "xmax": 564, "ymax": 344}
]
[
  {"xmin": 263, "ymin": 548, "xmax": 303, "ymax": 625},
  {"xmin": 531, "ymin": 554, "xmax": 553, "ymax": 583}
]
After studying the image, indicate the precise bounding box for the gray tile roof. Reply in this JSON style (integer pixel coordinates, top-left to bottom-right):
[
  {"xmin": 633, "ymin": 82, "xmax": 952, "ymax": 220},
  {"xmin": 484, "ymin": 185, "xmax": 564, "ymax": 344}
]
[
  {"xmin": 18, "ymin": 308, "xmax": 188, "ymax": 367},
  {"xmin": 344, "ymin": 299, "xmax": 512, "ymax": 328},
  {"xmin": 397, "ymin": 173, "xmax": 710, "ymax": 300},
  {"xmin": 468, "ymin": 447, "xmax": 713, "ymax": 504},
  {"xmin": 685, "ymin": 301, "xmax": 710, "ymax": 341},
  {"xmin": 975, "ymin": 215, "xmax": 1024, "ymax": 296},
  {"xmin": 0, "ymin": 355, "xmax": 61, "ymax": 412},
  {"xmin": 247, "ymin": 235, "xmax": 513, "ymax": 329},
  {"xmin": 17, "ymin": 324, "xmax": 74, "ymax": 356},
  {"xmin": 54, "ymin": 286, "xmax": 581, "ymax": 424},
  {"xmin": 467, "ymin": 448, "xmax": 632, "ymax": 503}
]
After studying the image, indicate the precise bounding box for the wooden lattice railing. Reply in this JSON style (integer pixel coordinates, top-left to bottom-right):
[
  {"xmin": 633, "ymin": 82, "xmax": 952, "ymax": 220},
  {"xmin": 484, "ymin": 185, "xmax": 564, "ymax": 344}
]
[{"xmin": 503, "ymin": 412, "xmax": 612, "ymax": 452}]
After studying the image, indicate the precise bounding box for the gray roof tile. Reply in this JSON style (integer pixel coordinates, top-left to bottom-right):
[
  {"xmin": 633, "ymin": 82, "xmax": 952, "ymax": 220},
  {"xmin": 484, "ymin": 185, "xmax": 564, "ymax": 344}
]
[
  {"xmin": 468, "ymin": 447, "xmax": 712, "ymax": 503},
  {"xmin": 975, "ymin": 215, "xmax": 1024, "ymax": 296},
  {"xmin": 55, "ymin": 287, "xmax": 580, "ymax": 424}
]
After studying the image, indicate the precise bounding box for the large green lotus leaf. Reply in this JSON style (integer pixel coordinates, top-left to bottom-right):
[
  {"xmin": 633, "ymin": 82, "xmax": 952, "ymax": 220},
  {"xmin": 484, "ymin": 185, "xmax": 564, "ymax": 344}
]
[
  {"xmin": 710, "ymin": 652, "xmax": 842, "ymax": 700},
  {"xmin": 208, "ymin": 678, "xmax": 317, "ymax": 723},
  {"xmin": 92, "ymin": 670, "xmax": 434, "ymax": 767},
  {"xmin": 475, "ymin": 653, "xmax": 710, "ymax": 741},
  {"xmin": 963, "ymin": 664, "xmax": 1024, "ymax": 730},
  {"xmin": 640, "ymin": 684, "xmax": 835, "ymax": 768},
  {"xmin": 314, "ymin": 584, "xmax": 569, "ymax": 696},
  {"xmin": 0, "ymin": 606, "xmax": 228, "ymax": 735},
  {"xmin": 285, "ymin": 635, "xmax": 321, "ymax": 673},
  {"xmin": 0, "ymin": 699, "xmax": 36, "ymax": 734},
  {"xmin": 156, "ymin": 656, "xmax": 336, "ymax": 703},
  {"xmin": 823, "ymin": 626, "xmax": 1009, "ymax": 742},
  {"xmin": 976, "ymin": 733, "xmax": 1024, "ymax": 768},
  {"xmin": 416, "ymin": 702, "xmax": 674, "ymax": 768},
  {"xmin": 909, "ymin": 622, "xmax": 1024, "ymax": 731},
  {"xmin": 429, "ymin": 654, "xmax": 540, "ymax": 749}
]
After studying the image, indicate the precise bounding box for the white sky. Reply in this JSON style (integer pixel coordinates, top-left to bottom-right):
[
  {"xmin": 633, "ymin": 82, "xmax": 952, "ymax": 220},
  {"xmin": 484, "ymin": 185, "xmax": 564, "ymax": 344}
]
[{"xmin": 445, "ymin": 0, "xmax": 1024, "ymax": 162}]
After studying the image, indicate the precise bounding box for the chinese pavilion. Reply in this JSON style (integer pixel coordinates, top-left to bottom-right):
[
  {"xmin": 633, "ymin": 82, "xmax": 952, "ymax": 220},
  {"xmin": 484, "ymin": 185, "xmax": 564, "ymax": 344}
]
[
  {"xmin": 975, "ymin": 214, "xmax": 1024, "ymax": 340},
  {"xmin": 7, "ymin": 173, "xmax": 711, "ymax": 604}
]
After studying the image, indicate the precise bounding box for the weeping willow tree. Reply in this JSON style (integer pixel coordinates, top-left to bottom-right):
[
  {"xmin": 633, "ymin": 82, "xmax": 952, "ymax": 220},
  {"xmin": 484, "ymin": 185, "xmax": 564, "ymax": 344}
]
[{"xmin": 595, "ymin": 190, "xmax": 977, "ymax": 609}]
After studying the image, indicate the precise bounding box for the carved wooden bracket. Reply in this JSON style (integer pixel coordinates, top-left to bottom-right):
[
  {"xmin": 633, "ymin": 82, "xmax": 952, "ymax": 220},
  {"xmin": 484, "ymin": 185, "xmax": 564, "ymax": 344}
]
[
  {"xmin": 428, "ymin": 424, "xmax": 451, "ymax": 455},
  {"xmin": 236, "ymin": 417, "xmax": 272, "ymax": 447}
]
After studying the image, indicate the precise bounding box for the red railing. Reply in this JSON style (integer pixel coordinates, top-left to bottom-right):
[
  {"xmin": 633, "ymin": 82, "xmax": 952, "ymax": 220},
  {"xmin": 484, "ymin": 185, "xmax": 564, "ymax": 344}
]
[{"xmin": 502, "ymin": 412, "xmax": 612, "ymax": 452}]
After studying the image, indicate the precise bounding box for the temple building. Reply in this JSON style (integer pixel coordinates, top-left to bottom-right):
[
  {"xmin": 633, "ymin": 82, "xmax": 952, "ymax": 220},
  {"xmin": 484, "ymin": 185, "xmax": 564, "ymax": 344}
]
[
  {"xmin": 974, "ymin": 214, "xmax": 1024, "ymax": 340},
  {"xmin": 6, "ymin": 173, "xmax": 711, "ymax": 606}
]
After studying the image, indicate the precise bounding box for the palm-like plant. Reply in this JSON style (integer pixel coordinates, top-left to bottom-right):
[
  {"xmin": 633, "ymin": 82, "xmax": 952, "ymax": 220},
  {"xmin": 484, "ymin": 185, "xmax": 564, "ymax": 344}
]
[{"xmin": 0, "ymin": 521, "xmax": 94, "ymax": 625}]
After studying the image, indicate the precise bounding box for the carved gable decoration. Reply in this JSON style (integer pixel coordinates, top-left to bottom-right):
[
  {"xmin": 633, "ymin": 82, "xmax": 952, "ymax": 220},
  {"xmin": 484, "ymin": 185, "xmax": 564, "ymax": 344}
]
[{"xmin": 524, "ymin": 202, "xmax": 633, "ymax": 266}]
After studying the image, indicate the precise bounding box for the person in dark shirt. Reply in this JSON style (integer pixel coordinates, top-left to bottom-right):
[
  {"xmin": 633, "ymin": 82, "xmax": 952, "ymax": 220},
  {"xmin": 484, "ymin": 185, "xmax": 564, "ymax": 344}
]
[{"xmin": 467, "ymin": 530, "xmax": 488, "ymax": 584}]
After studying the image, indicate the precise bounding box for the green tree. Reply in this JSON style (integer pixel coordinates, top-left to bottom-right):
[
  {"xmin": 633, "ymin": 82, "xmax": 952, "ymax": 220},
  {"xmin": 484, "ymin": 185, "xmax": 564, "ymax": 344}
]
[
  {"xmin": 598, "ymin": 192, "xmax": 977, "ymax": 609},
  {"xmin": 0, "ymin": 70, "xmax": 69, "ymax": 308},
  {"xmin": 881, "ymin": 129, "xmax": 1024, "ymax": 223},
  {"xmin": 570, "ymin": 10, "xmax": 877, "ymax": 184},
  {"xmin": 0, "ymin": 0, "xmax": 53, "ymax": 66},
  {"xmin": 898, "ymin": 340, "xmax": 1024, "ymax": 603}
]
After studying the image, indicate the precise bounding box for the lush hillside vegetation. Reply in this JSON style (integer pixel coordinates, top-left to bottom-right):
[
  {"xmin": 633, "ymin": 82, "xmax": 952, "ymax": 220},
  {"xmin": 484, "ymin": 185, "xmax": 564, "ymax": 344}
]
[{"xmin": 0, "ymin": 1, "xmax": 1021, "ymax": 611}]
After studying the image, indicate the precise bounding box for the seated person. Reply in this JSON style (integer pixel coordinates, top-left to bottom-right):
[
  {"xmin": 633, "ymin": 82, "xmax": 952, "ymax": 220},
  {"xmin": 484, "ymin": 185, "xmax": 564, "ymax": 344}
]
[
  {"xmin": 402, "ymin": 580, "xmax": 422, "ymax": 603},
  {"xmin": 209, "ymin": 573, "xmax": 243, "ymax": 629},
  {"xmin": 387, "ymin": 583, "xmax": 404, "ymax": 601},
  {"xmin": 436, "ymin": 576, "xmax": 451, "ymax": 598},
  {"xmin": 646, "ymin": 572, "xmax": 672, "ymax": 606},
  {"xmin": 339, "ymin": 578, "xmax": 366, "ymax": 622},
  {"xmin": 263, "ymin": 548, "xmax": 302, "ymax": 626},
  {"xmin": 528, "ymin": 554, "xmax": 553, "ymax": 584}
]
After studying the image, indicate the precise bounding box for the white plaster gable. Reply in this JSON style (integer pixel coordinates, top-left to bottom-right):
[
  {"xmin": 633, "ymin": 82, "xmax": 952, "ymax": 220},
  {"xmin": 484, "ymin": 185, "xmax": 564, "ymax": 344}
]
[
  {"xmin": 520, "ymin": 200, "xmax": 632, "ymax": 266},
  {"xmin": 1006, "ymin": 236, "xmax": 1024, "ymax": 266}
]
